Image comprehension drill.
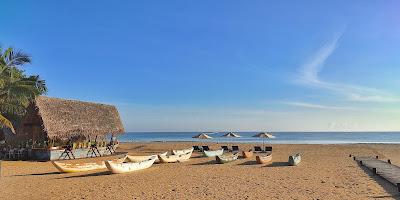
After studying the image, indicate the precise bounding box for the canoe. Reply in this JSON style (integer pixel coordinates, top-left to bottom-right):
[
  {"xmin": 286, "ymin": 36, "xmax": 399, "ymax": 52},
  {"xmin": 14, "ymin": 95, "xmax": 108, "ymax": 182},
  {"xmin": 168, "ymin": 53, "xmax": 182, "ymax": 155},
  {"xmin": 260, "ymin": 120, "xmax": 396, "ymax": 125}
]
[
  {"xmin": 256, "ymin": 154, "xmax": 272, "ymax": 164},
  {"xmin": 203, "ymin": 149, "xmax": 224, "ymax": 157},
  {"xmin": 105, "ymin": 156, "xmax": 157, "ymax": 174},
  {"xmin": 288, "ymin": 153, "xmax": 301, "ymax": 166},
  {"xmin": 215, "ymin": 153, "xmax": 239, "ymax": 164},
  {"xmin": 158, "ymin": 151, "xmax": 192, "ymax": 163},
  {"xmin": 52, "ymin": 156, "xmax": 126, "ymax": 173},
  {"xmin": 173, "ymin": 147, "xmax": 194, "ymax": 156},
  {"xmin": 242, "ymin": 150, "xmax": 254, "ymax": 158},
  {"xmin": 127, "ymin": 152, "xmax": 167, "ymax": 163}
]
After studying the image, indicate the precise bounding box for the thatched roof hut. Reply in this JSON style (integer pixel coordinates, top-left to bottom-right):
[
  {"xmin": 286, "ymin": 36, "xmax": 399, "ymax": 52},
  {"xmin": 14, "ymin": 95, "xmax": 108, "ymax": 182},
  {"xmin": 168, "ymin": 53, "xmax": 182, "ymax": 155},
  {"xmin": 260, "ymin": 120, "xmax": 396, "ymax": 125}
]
[{"xmin": 16, "ymin": 96, "xmax": 125, "ymax": 142}]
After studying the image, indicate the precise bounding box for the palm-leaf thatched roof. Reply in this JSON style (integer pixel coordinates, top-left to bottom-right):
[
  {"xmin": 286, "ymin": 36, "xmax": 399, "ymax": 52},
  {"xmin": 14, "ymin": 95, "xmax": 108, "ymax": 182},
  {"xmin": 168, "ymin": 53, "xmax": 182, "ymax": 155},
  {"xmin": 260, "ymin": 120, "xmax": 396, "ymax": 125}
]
[
  {"xmin": 34, "ymin": 96, "xmax": 125, "ymax": 139},
  {"xmin": 192, "ymin": 133, "xmax": 212, "ymax": 139},
  {"xmin": 222, "ymin": 132, "xmax": 241, "ymax": 138}
]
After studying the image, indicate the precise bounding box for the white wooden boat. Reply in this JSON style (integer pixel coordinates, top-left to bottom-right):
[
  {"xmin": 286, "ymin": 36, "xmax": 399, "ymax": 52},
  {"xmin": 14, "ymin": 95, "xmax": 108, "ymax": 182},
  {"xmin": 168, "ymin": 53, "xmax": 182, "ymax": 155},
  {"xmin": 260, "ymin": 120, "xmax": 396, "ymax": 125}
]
[
  {"xmin": 172, "ymin": 147, "xmax": 194, "ymax": 156},
  {"xmin": 52, "ymin": 156, "xmax": 126, "ymax": 173},
  {"xmin": 105, "ymin": 156, "xmax": 157, "ymax": 174},
  {"xmin": 256, "ymin": 154, "xmax": 272, "ymax": 164},
  {"xmin": 127, "ymin": 152, "xmax": 167, "ymax": 163},
  {"xmin": 158, "ymin": 151, "xmax": 192, "ymax": 163},
  {"xmin": 216, "ymin": 153, "xmax": 239, "ymax": 164},
  {"xmin": 288, "ymin": 153, "xmax": 301, "ymax": 166},
  {"xmin": 203, "ymin": 149, "xmax": 224, "ymax": 157}
]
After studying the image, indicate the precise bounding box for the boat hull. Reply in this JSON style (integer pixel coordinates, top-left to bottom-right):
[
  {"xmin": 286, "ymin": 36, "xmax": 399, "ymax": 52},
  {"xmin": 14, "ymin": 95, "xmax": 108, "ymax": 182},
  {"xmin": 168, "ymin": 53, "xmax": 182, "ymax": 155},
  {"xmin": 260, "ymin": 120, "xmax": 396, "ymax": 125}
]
[
  {"xmin": 127, "ymin": 152, "xmax": 167, "ymax": 163},
  {"xmin": 158, "ymin": 151, "xmax": 192, "ymax": 163},
  {"xmin": 203, "ymin": 149, "xmax": 224, "ymax": 157},
  {"xmin": 173, "ymin": 147, "xmax": 194, "ymax": 156},
  {"xmin": 105, "ymin": 156, "xmax": 157, "ymax": 174},
  {"xmin": 215, "ymin": 154, "xmax": 239, "ymax": 164},
  {"xmin": 256, "ymin": 155, "xmax": 272, "ymax": 164},
  {"xmin": 52, "ymin": 156, "xmax": 126, "ymax": 173},
  {"xmin": 242, "ymin": 150, "xmax": 254, "ymax": 158},
  {"xmin": 288, "ymin": 153, "xmax": 301, "ymax": 166}
]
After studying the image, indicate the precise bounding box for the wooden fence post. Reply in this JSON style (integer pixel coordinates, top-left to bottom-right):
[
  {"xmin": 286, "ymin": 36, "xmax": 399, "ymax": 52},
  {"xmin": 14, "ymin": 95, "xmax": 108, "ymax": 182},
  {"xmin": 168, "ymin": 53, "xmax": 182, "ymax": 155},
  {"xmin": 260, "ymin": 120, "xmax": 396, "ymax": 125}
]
[
  {"xmin": 372, "ymin": 168, "xmax": 377, "ymax": 174},
  {"xmin": 388, "ymin": 159, "xmax": 391, "ymax": 164}
]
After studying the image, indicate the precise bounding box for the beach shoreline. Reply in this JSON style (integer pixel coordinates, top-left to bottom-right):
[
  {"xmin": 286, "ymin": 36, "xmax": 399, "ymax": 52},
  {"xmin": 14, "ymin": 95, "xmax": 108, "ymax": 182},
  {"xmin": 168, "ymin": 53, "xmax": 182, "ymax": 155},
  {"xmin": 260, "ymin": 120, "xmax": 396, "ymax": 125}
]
[{"xmin": 1, "ymin": 142, "xmax": 400, "ymax": 199}]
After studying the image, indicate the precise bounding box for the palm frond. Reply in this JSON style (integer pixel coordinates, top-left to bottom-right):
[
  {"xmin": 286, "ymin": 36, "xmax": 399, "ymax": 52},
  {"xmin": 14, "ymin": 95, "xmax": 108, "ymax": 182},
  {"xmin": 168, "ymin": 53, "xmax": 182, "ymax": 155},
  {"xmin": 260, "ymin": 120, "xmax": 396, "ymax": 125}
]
[{"xmin": 0, "ymin": 114, "xmax": 15, "ymax": 133}]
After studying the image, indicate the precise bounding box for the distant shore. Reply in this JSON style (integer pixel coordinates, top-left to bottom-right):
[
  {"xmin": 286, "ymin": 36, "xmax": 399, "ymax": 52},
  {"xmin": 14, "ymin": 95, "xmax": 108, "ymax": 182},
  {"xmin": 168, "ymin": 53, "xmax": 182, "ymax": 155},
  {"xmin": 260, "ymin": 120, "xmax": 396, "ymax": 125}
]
[{"xmin": 1, "ymin": 142, "xmax": 399, "ymax": 199}]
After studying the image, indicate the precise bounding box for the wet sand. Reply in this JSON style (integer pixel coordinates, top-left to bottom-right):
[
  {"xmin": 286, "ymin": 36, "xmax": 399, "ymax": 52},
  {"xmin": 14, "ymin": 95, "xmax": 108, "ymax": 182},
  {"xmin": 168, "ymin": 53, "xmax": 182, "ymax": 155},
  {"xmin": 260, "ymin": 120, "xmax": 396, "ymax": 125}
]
[{"xmin": 1, "ymin": 143, "xmax": 400, "ymax": 200}]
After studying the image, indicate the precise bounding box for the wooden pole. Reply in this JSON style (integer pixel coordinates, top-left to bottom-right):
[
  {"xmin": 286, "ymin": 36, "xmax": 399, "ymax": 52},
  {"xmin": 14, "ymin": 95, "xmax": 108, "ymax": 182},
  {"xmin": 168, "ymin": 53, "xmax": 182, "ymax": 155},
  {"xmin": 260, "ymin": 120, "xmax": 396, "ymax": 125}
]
[
  {"xmin": 388, "ymin": 159, "xmax": 391, "ymax": 164},
  {"xmin": 372, "ymin": 168, "xmax": 377, "ymax": 174},
  {"xmin": 353, "ymin": 156, "xmax": 356, "ymax": 160}
]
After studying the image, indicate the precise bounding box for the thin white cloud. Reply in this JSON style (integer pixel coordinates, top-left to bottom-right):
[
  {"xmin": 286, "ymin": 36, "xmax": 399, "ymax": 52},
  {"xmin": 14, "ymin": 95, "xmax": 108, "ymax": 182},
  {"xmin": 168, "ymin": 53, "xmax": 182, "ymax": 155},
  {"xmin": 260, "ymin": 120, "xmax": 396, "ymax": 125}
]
[
  {"xmin": 299, "ymin": 33, "xmax": 341, "ymax": 85},
  {"xmin": 283, "ymin": 101, "xmax": 351, "ymax": 110},
  {"xmin": 297, "ymin": 32, "xmax": 399, "ymax": 103}
]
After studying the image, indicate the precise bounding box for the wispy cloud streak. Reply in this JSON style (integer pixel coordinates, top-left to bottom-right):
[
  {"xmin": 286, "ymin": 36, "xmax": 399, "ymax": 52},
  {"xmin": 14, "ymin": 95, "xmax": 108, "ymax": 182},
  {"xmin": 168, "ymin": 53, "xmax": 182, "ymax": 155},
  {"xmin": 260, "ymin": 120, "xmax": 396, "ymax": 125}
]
[
  {"xmin": 283, "ymin": 101, "xmax": 352, "ymax": 110},
  {"xmin": 297, "ymin": 32, "xmax": 399, "ymax": 103}
]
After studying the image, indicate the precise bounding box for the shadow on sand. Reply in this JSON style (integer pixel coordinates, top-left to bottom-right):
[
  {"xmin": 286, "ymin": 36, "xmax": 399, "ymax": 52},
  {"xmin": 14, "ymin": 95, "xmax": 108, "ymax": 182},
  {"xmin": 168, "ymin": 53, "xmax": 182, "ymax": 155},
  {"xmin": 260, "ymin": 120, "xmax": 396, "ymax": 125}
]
[
  {"xmin": 356, "ymin": 162, "xmax": 400, "ymax": 199},
  {"xmin": 54, "ymin": 171, "xmax": 111, "ymax": 179},
  {"xmin": 264, "ymin": 162, "xmax": 290, "ymax": 167},
  {"xmin": 191, "ymin": 160, "xmax": 216, "ymax": 166},
  {"xmin": 237, "ymin": 160, "xmax": 258, "ymax": 166},
  {"xmin": 12, "ymin": 171, "xmax": 60, "ymax": 177}
]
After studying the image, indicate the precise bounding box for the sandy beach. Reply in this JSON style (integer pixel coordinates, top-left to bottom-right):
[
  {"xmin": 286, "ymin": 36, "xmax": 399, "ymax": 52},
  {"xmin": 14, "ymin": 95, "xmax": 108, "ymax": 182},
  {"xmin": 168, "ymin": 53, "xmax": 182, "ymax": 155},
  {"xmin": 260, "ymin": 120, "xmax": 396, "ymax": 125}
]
[{"xmin": 1, "ymin": 143, "xmax": 400, "ymax": 200}]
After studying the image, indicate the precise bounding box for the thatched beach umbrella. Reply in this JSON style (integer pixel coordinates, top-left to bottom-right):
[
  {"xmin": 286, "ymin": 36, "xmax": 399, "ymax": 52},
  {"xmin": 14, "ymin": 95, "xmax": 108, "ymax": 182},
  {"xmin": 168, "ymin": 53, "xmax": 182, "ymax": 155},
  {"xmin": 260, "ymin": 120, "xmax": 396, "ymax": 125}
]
[
  {"xmin": 253, "ymin": 132, "xmax": 275, "ymax": 149},
  {"xmin": 222, "ymin": 132, "xmax": 241, "ymax": 138},
  {"xmin": 222, "ymin": 132, "xmax": 241, "ymax": 147},
  {"xmin": 193, "ymin": 133, "xmax": 213, "ymax": 139},
  {"xmin": 192, "ymin": 133, "xmax": 213, "ymax": 148}
]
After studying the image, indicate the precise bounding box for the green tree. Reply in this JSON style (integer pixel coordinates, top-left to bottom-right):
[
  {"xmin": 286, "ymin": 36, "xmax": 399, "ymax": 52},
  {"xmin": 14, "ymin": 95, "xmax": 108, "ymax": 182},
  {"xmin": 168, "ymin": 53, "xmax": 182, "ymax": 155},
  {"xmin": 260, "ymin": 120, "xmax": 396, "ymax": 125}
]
[{"xmin": 0, "ymin": 46, "xmax": 47, "ymax": 132}]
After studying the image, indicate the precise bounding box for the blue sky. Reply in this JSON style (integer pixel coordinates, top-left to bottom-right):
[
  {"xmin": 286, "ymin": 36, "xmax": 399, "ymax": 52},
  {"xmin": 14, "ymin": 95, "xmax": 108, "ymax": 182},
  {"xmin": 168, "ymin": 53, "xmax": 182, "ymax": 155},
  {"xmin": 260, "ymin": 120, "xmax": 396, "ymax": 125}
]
[{"xmin": 2, "ymin": 1, "xmax": 400, "ymax": 131}]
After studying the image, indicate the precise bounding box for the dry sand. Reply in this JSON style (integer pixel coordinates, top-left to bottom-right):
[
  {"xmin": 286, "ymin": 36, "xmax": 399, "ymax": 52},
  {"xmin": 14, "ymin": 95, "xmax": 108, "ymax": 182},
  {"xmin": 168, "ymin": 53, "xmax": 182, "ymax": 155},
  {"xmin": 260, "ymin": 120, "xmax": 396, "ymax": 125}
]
[{"xmin": 1, "ymin": 143, "xmax": 400, "ymax": 200}]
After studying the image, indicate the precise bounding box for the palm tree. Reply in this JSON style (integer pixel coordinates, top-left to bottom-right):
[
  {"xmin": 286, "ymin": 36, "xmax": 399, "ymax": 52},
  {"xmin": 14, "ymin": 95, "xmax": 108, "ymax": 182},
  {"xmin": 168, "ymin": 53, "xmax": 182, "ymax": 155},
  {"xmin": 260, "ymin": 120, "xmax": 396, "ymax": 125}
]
[{"xmin": 0, "ymin": 46, "xmax": 47, "ymax": 132}]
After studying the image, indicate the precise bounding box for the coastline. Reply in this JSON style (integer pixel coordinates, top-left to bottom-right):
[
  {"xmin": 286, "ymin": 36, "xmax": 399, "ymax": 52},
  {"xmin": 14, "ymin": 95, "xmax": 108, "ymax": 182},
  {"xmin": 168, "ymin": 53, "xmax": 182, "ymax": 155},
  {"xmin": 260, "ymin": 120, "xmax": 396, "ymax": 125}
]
[{"xmin": 1, "ymin": 142, "xmax": 400, "ymax": 199}]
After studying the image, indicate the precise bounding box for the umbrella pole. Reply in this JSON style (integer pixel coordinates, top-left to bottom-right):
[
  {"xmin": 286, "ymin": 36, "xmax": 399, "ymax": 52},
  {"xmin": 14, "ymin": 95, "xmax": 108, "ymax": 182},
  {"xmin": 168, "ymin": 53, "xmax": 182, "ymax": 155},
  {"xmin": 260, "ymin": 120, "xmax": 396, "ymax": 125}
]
[{"xmin": 262, "ymin": 138, "xmax": 265, "ymax": 150}]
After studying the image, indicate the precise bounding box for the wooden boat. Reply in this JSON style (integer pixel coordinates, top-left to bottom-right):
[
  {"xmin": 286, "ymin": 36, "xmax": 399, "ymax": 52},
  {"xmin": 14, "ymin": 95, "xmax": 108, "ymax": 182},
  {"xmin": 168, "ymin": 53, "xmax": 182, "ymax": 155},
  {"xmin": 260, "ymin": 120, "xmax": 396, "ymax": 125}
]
[
  {"xmin": 288, "ymin": 153, "xmax": 301, "ymax": 166},
  {"xmin": 158, "ymin": 151, "xmax": 192, "ymax": 163},
  {"xmin": 256, "ymin": 154, "xmax": 272, "ymax": 164},
  {"xmin": 127, "ymin": 152, "xmax": 167, "ymax": 163},
  {"xmin": 52, "ymin": 156, "xmax": 126, "ymax": 173},
  {"xmin": 215, "ymin": 153, "xmax": 239, "ymax": 164},
  {"xmin": 105, "ymin": 156, "xmax": 157, "ymax": 174},
  {"xmin": 172, "ymin": 147, "xmax": 194, "ymax": 156},
  {"xmin": 203, "ymin": 149, "xmax": 224, "ymax": 157},
  {"xmin": 242, "ymin": 150, "xmax": 254, "ymax": 158}
]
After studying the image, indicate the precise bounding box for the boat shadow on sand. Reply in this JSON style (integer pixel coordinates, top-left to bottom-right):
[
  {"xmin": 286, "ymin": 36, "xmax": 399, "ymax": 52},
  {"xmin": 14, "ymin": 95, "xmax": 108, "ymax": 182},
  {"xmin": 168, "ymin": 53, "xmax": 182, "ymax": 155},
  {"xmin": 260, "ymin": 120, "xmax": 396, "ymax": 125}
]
[
  {"xmin": 12, "ymin": 171, "xmax": 61, "ymax": 177},
  {"xmin": 237, "ymin": 160, "xmax": 258, "ymax": 166},
  {"xmin": 263, "ymin": 162, "xmax": 291, "ymax": 167},
  {"xmin": 191, "ymin": 160, "xmax": 216, "ymax": 165},
  {"xmin": 54, "ymin": 171, "xmax": 112, "ymax": 179},
  {"xmin": 237, "ymin": 161, "xmax": 291, "ymax": 167}
]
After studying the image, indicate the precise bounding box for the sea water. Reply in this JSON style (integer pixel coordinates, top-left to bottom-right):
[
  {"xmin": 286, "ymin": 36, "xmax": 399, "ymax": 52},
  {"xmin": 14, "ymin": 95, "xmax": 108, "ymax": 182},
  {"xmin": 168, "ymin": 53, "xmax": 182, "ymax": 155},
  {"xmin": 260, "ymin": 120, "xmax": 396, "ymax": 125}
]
[{"xmin": 118, "ymin": 132, "xmax": 400, "ymax": 144}]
